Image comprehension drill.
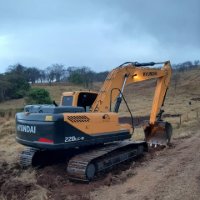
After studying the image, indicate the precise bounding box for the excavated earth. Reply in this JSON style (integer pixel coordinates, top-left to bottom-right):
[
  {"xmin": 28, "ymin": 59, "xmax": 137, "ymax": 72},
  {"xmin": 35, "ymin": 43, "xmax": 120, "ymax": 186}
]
[{"xmin": 1, "ymin": 130, "xmax": 200, "ymax": 200}]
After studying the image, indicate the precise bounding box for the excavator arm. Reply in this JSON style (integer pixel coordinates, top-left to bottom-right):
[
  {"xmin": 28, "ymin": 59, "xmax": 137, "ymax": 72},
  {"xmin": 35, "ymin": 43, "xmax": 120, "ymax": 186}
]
[{"xmin": 91, "ymin": 61, "xmax": 172, "ymax": 146}]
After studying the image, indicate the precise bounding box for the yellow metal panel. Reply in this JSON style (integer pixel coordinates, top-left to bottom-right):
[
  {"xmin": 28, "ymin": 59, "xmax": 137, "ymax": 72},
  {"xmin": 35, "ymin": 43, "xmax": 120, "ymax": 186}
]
[{"xmin": 63, "ymin": 112, "xmax": 131, "ymax": 135}]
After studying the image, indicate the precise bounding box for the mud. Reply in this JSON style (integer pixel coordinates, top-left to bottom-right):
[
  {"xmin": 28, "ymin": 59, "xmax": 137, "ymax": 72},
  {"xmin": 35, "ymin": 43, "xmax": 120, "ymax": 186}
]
[
  {"xmin": 0, "ymin": 162, "xmax": 36, "ymax": 200},
  {"xmin": 1, "ymin": 132, "xmax": 200, "ymax": 200}
]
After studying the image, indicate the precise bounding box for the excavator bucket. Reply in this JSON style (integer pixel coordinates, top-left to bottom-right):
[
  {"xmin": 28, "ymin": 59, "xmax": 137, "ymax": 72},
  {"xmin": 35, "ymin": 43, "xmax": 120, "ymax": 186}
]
[{"xmin": 143, "ymin": 121, "xmax": 172, "ymax": 146}]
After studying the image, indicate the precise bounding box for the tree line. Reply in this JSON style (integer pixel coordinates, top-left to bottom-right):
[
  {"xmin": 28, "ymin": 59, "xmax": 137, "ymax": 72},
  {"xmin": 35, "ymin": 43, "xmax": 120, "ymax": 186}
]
[
  {"xmin": 0, "ymin": 63, "xmax": 109, "ymax": 102},
  {"xmin": 0, "ymin": 60, "xmax": 199, "ymax": 103},
  {"xmin": 1, "ymin": 63, "xmax": 109, "ymax": 85},
  {"xmin": 172, "ymin": 60, "xmax": 200, "ymax": 72}
]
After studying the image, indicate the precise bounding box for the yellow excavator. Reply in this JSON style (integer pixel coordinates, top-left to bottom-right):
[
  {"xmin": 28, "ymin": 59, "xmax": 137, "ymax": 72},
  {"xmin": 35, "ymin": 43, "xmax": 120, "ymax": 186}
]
[{"xmin": 16, "ymin": 61, "xmax": 172, "ymax": 181}]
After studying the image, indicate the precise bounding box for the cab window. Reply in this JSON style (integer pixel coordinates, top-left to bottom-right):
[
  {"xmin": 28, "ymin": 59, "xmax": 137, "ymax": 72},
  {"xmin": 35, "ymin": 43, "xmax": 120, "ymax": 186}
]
[
  {"xmin": 77, "ymin": 92, "xmax": 97, "ymax": 111},
  {"xmin": 62, "ymin": 96, "xmax": 73, "ymax": 106}
]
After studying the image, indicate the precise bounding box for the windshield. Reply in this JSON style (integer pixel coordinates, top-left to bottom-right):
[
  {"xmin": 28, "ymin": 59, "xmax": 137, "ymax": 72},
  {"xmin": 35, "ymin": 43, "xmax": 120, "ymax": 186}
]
[{"xmin": 62, "ymin": 96, "xmax": 73, "ymax": 106}]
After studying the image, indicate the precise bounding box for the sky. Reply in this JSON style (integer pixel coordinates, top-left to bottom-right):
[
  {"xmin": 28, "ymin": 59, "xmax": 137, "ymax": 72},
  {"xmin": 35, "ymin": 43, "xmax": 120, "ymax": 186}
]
[{"xmin": 0, "ymin": 0, "xmax": 199, "ymax": 73}]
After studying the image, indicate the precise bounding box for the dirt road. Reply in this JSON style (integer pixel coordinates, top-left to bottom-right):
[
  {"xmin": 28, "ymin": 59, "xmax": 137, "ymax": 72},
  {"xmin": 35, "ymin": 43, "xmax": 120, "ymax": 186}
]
[{"xmin": 91, "ymin": 132, "xmax": 200, "ymax": 200}]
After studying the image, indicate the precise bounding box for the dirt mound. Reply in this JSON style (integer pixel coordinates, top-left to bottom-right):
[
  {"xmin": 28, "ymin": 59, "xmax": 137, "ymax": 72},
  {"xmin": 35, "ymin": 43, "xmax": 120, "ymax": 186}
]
[
  {"xmin": 34, "ymin": 146, "xmax": 162, "ymax": 200},
  {"xmin": 0, "ymin": 162, "xmax": 36, "ymax": 200},
  {"xmin": 35, "ymin": 160, "xmax": 143, "ymax": 199},
  {"xmin": 1, "ymin": 180, "xmax": 36, "ymax": 200}
]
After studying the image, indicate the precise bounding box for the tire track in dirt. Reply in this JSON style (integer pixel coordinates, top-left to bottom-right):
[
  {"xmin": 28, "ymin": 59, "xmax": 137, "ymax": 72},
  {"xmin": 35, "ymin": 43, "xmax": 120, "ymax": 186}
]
[{"xmin": 90, "ymin": 132, "xmax": 200, "ymax": 200}]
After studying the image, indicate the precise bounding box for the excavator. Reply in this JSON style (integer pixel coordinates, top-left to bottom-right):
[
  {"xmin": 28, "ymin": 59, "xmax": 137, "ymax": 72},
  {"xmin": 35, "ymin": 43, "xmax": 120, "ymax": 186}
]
[{"xmin": 16, "ymin": 61, "xmax": 172, "ymax": 181}]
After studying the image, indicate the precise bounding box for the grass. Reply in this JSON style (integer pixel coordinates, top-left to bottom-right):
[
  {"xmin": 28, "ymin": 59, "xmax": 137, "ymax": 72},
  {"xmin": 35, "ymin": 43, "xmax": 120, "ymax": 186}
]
[
  {"xmin": 0, "ymin": 68, "xmax": 199, "ymax": 138},
  {"xmin": 0, "ymin": 68, "xmax": 199, "ymax": 143},
  {"xmin": 0, "ymin": 99, "xmax": 25, "ymax": 110},
  {"xmin": 0, "ymin": 68, "xmax": 198, "ymax": 148},
  {"xmin": 0, "ymin": 68, "xmax": 199, "ymax": 200},
  {"xmin": 0, "ymin": 118, "xmax": 23, "ymax": 164}
]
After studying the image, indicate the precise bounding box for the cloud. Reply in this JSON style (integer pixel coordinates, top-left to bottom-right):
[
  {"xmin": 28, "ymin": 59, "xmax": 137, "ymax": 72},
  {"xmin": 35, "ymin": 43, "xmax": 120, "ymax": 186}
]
[{"xmin": 0, "ymin": 0, "xmax": 199, "ymax": 72}]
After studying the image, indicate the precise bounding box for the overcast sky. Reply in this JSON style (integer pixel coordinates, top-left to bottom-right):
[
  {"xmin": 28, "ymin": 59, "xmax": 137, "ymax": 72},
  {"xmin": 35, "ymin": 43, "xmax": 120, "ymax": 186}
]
[{"xmin": 0, "ymin": 0, "xmax": 199, "ymax": 72}]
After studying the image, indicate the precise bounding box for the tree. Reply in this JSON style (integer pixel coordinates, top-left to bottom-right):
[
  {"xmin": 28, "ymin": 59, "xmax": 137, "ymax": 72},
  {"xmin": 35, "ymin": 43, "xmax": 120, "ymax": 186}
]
[
  {"xmin": 45, "ymin": 66, "xmax": 55, "ymax": 84},
  {"xmin": 83, "ymin": 69, "xmax": 94, "ymax": 88},
  {"xmin": 51, "ymin": 64, "xmax": 65, "ymax": 82},
  {"xmin": 26, "ymin": 67, "xmax": 40, "ymax": 84},
  {"xmin": 67, "ymin": 67, "xmax": 94, "ymax": 88},
  {"xmin": 38, "ymin": 70, "xmax": 46, "ymax": 83},
  {"xmin": 194, "ymin": 60, "xmax": 200, "ymax": 66},
  {"xmin": 5, "ymin": 73, "xmax": 30, "ymax": 99},
  {"xmin": 0, "ymin": 74, "xmax": 11, "ymax": 102},
  {"xmin": 7, "ymin": 63, "xmax": 27, "ymax": 76},
  {"xmin": 94, "ymin": 71, "xmax": 109, "ymax": 82},
  {"xmin": 0, "ymin": 64, "xmax": 31, "ymax": 102},
  {"xmin": 25, "ymin": 88, "xmax": 52, "ymax": 104}
]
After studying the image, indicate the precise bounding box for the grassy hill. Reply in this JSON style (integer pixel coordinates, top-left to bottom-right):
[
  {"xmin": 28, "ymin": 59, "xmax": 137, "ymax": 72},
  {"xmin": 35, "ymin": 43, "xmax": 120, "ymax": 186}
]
[
  {"xmin": 0, "ymin": 68, "xmax": 199, "ymax": 200},
  {"xmin": 0, "ymin": 68, "xmax": 199, "ymax": 120},
  {"xmin": 0, "ymin": 69, "xmax": 200, "ymax": 115}
]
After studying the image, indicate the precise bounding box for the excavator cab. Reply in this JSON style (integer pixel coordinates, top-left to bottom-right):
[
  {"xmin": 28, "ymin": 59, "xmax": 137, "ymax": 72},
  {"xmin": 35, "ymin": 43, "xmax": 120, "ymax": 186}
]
[{"xmin": 61, "ymin": 91, "xmax": 98, "ymax": 111}]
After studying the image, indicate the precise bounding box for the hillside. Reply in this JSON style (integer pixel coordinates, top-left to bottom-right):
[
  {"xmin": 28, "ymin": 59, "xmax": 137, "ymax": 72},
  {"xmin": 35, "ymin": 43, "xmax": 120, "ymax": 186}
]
[
  {"xmin": 0, "ymin": 68, "xmax": 199, "ymax": 110},
  {"xmin": 0, "ymin": 68, "xmax": 200, "ymax": 200}
]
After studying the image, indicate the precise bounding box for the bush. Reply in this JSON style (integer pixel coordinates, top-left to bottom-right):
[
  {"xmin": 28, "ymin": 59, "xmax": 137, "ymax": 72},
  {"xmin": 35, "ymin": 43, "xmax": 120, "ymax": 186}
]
[
  {"xmin": 25, "ymin": 88, "xmax": 52, "ymax": 104},
  {"xmin": 0, "ymin": 73, "xmax": 30, "ymax": 101}
]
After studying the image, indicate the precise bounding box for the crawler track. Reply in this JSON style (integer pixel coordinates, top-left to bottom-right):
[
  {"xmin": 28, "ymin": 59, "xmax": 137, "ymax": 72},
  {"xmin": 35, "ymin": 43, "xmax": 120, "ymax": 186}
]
[
  {"xmin": 19, "ymin": 147, "xmax": 39, "ymax": 167},
  {"xmin": 67, "ymin": 140, "xmax": 147, "ymax": 181},
  {"xmin": 19, "ymin": 141, "xmax": 147, "ymax": 182}
]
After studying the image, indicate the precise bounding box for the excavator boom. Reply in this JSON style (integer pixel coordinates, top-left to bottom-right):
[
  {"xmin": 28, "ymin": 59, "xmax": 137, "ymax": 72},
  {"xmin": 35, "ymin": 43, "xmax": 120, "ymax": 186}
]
[{"xmin": 91, "ymin": 61, "xmax": 172, "ymax": 145}]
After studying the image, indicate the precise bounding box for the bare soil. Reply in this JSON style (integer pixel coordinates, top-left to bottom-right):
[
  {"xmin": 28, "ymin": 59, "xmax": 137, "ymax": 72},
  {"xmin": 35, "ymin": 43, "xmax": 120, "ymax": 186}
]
[
  {"xmin": 91, "ymin": 131, "xmax": 200, "ymax": 200},
  {"xmin": 1, "ymin": 130, "xmax": 200, "ymax": 200},
  {"xmin": 0, "ymin": 69, "xmax": 200, "ymax": 199}
]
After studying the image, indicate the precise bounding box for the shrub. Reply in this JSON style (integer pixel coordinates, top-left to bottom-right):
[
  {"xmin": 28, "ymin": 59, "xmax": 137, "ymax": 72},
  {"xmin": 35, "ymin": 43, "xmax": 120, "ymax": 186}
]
[{"xmin": 25, "ymin": 88, "xmax": 52, "ymax": 104}]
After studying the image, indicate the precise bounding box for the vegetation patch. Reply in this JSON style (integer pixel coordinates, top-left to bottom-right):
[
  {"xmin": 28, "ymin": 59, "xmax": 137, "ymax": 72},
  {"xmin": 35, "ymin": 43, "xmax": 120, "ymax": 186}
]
[{"xmin": 25, "ymin": 88, "xmax": 52, "ymax": 104}]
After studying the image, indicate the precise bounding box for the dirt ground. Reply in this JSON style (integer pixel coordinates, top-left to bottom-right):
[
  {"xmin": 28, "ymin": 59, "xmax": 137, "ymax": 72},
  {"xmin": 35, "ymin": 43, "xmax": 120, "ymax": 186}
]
[
  {"xmin": 91, "ymin": 131, "xmax": 200, "ymax": 200},
  {"xmin": 0, "ymin": 68, "xmax": 200, "ymax": 200},
  {"xmin": 0, "ymin": 126, "xmax": 200, "ymax": 200}
]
